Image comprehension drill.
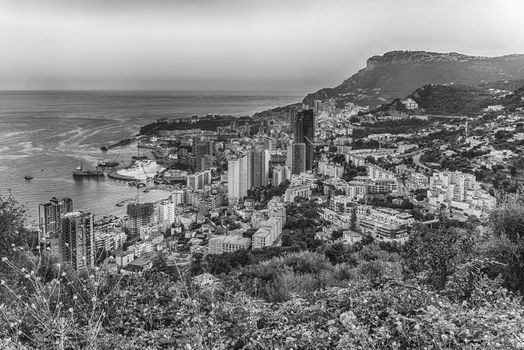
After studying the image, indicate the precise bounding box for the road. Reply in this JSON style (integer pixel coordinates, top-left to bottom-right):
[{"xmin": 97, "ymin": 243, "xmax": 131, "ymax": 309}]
[{"xmin": 412, "ymin": 150, "xmax": 431, "ymax": 172}]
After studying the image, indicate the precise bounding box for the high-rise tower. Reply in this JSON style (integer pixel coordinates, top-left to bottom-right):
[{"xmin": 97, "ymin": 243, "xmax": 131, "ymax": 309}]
[
  {"xmin": 60, "ymin": 211, "xmax": 95, "ymax": 271},
  {"xmin": 293, "ymin": 109, "xmax": 315, "ymax": 171},
  {"xmin": 127, "ymin": 203, "xmax": 155, "ymax": 236},
  {"xmin": 291, "ymin": 143, "xmax": 306, "ymax": 175},
  {"xmin": 228, "ymin": 155, "xmax": 248, "ymax": 202},
  {"xmin": 252, "ymin": 148, "xmax": 270, "ymax": 188},
  {"xmin": 38, "ymin": 197, "xmax": 73, "ymax": 240}
]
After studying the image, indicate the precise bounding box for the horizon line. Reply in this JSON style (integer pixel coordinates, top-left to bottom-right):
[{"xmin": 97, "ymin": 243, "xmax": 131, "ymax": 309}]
[{"xmin": 0, "ymin": 88, "xmax": 307, "ymax": 93}]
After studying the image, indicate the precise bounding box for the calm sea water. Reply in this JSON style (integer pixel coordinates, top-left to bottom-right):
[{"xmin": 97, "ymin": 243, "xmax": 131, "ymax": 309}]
[{"xmin": 0, "ymin": 90, "xmax": 302, "ymax": 225}]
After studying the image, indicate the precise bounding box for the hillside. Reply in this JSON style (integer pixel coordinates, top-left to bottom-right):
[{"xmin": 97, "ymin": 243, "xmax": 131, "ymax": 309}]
[
  {"xmin": 364, "ymin": 82, "xmax": 524, "ymax": 117},
  {"xmin": 492, "ymin": 85, "xmax": 524, "ymax": 112},
  {"xmin": 303, "ymin": 50, "xmax": 524, "ymax": 109}
]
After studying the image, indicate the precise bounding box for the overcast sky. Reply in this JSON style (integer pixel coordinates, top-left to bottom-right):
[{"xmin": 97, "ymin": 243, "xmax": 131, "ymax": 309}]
[{"xmin": 1, "ymin": 0, "xmax": 524, "ymax": 91}]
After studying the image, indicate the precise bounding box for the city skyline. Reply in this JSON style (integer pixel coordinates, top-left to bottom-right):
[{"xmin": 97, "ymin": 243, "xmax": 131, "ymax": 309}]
[{"xmin": 1, "ymin": 0, "xmax": 524, "ymax": 91}]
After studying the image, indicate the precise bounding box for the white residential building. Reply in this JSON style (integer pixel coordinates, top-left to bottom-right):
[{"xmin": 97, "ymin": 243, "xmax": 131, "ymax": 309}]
[
  {"xmin": 367, "ymin": 164, "xmax": 396, "ymax": 180},
  {"xmin": 171, "ymin": 189, "xmax": 186, "ymax": 206},
  {"xmin": 401, "ymin": 98, "xmax": 419, "ymax": 110},
  {"xmin": 94, "ymin": 230, "xmax": 127, "ymax": 253},
  {"xmin": 208, "ymin": 235, "xmax": 251, "ymax": 255},
  {"xmin": 284, "ymin": 184, "xmax": 312, "ymax": 203},
  {"xmin": 427, "ymin": 170, "xmax": 496, "ymax": 217},
  {"xmin": 318, "ymin": 162, "xmax": 345, "ymax": 178},
  {"xmin": 157, "ymin": 200, "xmax": 175, "ymax": 228},
  {"xmin": 228, "ymin": 155, "xmax": 248, "ymax": 202},
  {"xmin": 252, "ymin": 217, "xmax": 283, "ymax": 249},
  {"xmin": 267, "ymin": 196, "xmax": 286, "ymax": 224},
  {"xmin": 358, "ymin": 206, "xmax": 415, "ymax": 242},
  {"xmin": 272, "ymin": 165, "xmax": 291, "ymax": 186}
]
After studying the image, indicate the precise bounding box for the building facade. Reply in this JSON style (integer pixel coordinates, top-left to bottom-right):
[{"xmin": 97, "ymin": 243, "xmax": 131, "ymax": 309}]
[
  {"xmin": 38, "ymin": 197, "xmax": 73, "ymax": 240},
  {"xmin": 208, "ymin": 235, "xmax": 251, "ymax": 254},
  {"xmin": 228, "ymin": 155, "xmax": 248, "ymax": 202},
  {"xmin": 127, "ymin": 203, "xmax": 155, "ymax": 236},
  {"xmin": 60, "ymin": 212, "xmax": 95, "ymax": 271},
  {"xmin": 272, "ymin": 165, "xmax": 291, "ymax": 186},
  {"xmin": 293, "ymin": 109, "xmax": 315, "ymax": 171}
]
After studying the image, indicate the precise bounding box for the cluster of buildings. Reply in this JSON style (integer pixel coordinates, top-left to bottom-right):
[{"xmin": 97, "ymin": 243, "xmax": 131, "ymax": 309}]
[
  {"xmin": 38, "ymin": 198, "xmax": 97, "ymax": 271},
  {"xmin": 39, "ymin": 95, "xmax": 521, "ymax": 274},
  {"xmin": 207, "ymin": 195, "xmax": 286, "ymax": 253},
  {"xmin": 427, "ymin": 170, "xmax": 496, "ymax": 217},
  {"xmin": 227, "ymin": 147, "xmax": 270, "ymax": 201}
]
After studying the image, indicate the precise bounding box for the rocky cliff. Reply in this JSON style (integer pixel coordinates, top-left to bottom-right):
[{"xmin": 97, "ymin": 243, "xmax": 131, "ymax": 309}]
[{"xmin": 304, "ymin": 50, "xmax": 524, "ymax": 108}]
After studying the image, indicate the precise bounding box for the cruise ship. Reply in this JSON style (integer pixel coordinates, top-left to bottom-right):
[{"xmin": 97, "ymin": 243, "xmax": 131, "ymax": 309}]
[{"xmin": 72, "ymin": 165, "xmax": 105, "ymax": 177}]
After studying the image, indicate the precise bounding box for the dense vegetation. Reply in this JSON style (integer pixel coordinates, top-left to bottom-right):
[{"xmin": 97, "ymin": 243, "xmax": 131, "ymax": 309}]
[
  {"xmin": 2, "ymin": 193, "xmax": 524, "ymax": 349},
  {"xmin": 351, "ymin": 118, "xmax": 428, "ymax": 139},
  {"xmin": 139, "ymin": 115, "xmax": 254, "ymax": 135},
  {"xmin": 409, "ymin": 84, "xmax": 490, "ymax": 116}
]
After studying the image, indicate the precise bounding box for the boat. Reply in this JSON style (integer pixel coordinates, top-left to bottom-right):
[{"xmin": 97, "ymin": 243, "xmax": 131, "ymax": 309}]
[
  {"xmin": 72, "ymin": 165, "xmax": 104, "ymax": 177},
  {"xmin": 128, "ymin": 180, "xmax": 146, "ymax": 188},
  {"xmin": 115, "ymin": 199, "xmax": 131, "ymax": 207},
  {"xmin": 107, "ymin": 172, "xmax": 136, "ymax": 181},
  {"xmin": 24, "ymin": 175, "xmax": 34, "ymax": 180},
  {"xmin": 98, "ymin": 161, "xmax": 120, "ymax": 167}
]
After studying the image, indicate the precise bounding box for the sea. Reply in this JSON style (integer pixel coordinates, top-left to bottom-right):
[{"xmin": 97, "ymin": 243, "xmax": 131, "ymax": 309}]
[{"xmin": 0, "ymin": 90, "xmax": 303, "ymax": 226}]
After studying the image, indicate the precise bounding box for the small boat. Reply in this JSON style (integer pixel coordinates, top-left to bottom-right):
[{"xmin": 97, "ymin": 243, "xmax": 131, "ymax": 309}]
[
  {"xmin": 115, "ymin": 199, "xmax": 129, "ymax": 207},
  {"xmin": 24, "ymin": 175, "xmax": 34, "ymax": 180},
  {"xmin": 128, "ymin": 180, "xmax": 146, "ymax": 188}
]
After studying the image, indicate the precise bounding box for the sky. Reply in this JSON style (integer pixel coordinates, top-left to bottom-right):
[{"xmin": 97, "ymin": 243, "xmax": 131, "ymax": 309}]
[{"xmin": 1, "ymin": 0, "xmax": 524, "ymax": 92}]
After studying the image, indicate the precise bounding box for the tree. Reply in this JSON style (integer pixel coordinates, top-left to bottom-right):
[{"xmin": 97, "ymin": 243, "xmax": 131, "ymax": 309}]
[
  {"xmin": 350, "ymin": 209, "xmax": 358, "ymax": 232},
  {"xmin": 481, "ymin": 194, "xmax": 524, "ymax": 294},
  {"xmin": 0, "ymin": 195, "xmax": 34, "ymax": 258},
  {"xmin": 331, "ymin": 230, "xmax": 343, "ymax": 241},
  {"xmin": 402, "ymin": 221, "xmax": 475, "ymax": 290},
  {"xmin": 190, "ymin": 252, "xmax": 204, "ymax": 276},
  {"xmin": 323, "ymin": 242, "xmax": 354, "ymax": 265}
]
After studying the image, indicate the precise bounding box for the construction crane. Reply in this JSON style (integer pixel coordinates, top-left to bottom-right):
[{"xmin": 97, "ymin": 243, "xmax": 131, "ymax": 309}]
[
  {"xmin": 140, "ymin": 163, "xmax": 151, "ymax": 182},
  {"xmin": 133, "ymin": 163, "xmax": 151, "ymax": 204}
]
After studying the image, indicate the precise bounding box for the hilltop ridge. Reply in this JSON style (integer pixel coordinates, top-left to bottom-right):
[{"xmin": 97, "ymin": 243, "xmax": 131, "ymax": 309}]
[{"xmin": 304, "ymin": 50, "xmax": 524, "ymax": 108}]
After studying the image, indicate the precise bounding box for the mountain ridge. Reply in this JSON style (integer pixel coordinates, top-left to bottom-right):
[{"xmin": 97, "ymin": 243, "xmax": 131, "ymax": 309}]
[{"xmin": 304, "ymin": 50, "xmax": 524, "ymax": 109}]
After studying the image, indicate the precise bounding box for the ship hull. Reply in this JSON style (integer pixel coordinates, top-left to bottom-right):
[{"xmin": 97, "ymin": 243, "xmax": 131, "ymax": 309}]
[
  {"xmin": 73, "ymin": 171, "xmax": 105, "ymax": 177},
  {"xmin": 107, "ymin": 172, "xmax": 136, "ymax": 181}
]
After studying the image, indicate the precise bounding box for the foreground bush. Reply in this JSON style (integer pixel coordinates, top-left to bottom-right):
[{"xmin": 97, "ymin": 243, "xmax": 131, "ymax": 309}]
[{"xmin": 2, "ymin": 265, "xmax": 524, "ymax": 349}]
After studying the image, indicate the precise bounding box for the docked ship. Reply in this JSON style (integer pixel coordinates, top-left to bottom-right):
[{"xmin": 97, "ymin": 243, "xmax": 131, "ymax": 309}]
[
  {"xmin": 72, "ymin": 165, "xmax": 105, "ymax": 177},
  {"xmin": 98, "ymin": 161, "xmax": 120, "ymax": 167}
]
